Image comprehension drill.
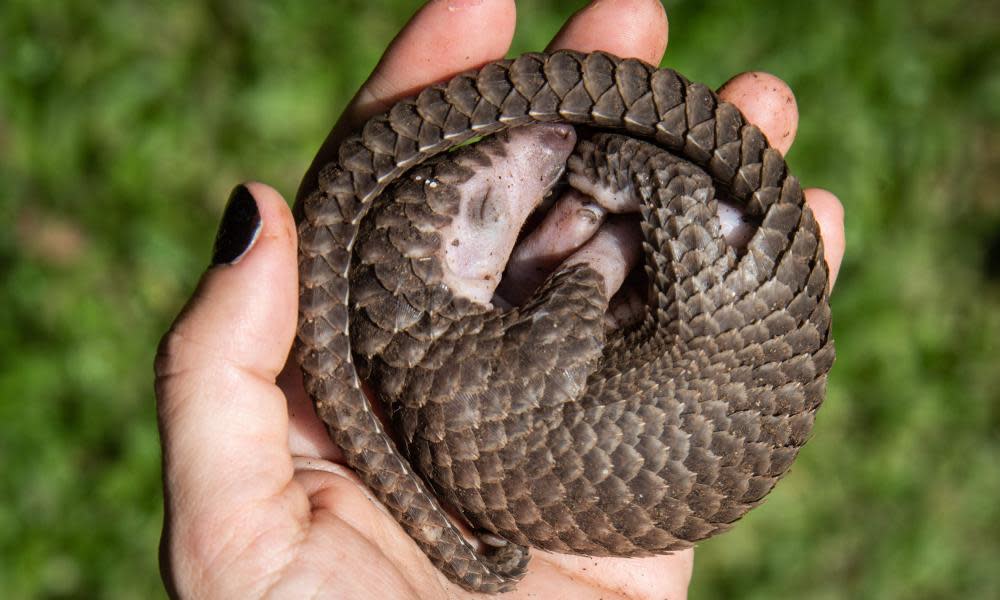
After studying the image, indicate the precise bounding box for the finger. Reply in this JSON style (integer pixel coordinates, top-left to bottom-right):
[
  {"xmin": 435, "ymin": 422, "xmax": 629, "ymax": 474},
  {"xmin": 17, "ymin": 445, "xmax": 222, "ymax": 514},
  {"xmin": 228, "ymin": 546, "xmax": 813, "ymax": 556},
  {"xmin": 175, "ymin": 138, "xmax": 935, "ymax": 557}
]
[
  {"xmin": 718, "ymin": 71, "xmax": 799, "ymax": 156},
  {"xmin": 497, "ymin": 190, "xmax": 607, "ymax": 305},
  {"xmin": 155, "ymin": 183, "xmax": 298, "ymax": 513},
  {"xmin": 804, "ymin": 187, "xmax": 845, "ymax": 289},
  {"xmin": 716, "ymin": 75, "xmax": 842, "ymax": 287},
  {"xmin": 547, "ymin": 0, "xmax": 669, "ymax": 65},
  {"xmin": 298, "ymin": 0, "xmax": 517, "ymax": 202},
  {"xmin": 562, "ymin": 217, "xmax": 643, "ymax": 302}
]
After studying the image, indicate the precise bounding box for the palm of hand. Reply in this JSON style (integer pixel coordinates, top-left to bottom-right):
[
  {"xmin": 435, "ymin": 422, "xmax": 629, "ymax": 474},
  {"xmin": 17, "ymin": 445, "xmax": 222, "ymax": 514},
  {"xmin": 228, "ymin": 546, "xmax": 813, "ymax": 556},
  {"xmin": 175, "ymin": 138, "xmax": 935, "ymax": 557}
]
[{"xmin": 222, "ymin": 373, "xmax": 691, "ymax": 599}]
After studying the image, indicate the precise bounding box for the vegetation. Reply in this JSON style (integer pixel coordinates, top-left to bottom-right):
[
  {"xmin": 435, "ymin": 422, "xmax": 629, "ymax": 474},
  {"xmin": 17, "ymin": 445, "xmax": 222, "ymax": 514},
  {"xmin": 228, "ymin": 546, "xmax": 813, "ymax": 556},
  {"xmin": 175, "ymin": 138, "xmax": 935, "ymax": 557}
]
[{"xmin": 2, "ymin": 1, "xmax": 997, "ymax": 597}]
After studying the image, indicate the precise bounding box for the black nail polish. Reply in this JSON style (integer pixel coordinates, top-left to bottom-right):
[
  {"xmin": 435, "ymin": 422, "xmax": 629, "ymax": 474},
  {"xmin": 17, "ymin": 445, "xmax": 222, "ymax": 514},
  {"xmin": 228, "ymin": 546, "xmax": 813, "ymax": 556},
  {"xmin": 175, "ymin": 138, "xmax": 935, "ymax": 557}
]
[{"xmin": 211, "ymin": 184, "xmax": 262, "ymax": 265}]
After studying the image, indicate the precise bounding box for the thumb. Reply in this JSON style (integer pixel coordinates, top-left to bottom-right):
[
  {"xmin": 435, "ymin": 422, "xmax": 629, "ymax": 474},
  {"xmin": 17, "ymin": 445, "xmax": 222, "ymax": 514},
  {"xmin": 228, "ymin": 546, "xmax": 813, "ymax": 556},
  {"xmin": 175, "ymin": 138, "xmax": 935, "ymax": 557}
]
[{"xmin": 156, "ymin": 182, "xmax": 299, "ymax": 517}]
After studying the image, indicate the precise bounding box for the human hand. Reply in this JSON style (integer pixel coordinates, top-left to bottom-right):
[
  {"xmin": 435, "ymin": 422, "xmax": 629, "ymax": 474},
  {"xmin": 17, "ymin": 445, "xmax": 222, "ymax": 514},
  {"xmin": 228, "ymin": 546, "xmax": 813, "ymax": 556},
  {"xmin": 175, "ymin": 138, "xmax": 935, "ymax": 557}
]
[{"xmin": 155, "ymin": 1, "xmax": 846, "ymax": 598}]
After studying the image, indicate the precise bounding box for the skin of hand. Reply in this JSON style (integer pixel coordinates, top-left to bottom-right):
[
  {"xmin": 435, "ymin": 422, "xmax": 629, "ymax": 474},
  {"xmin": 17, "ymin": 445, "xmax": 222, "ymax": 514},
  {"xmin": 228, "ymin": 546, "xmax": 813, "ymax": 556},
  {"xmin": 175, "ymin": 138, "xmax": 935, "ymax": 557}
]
[{"xmin": 154, "ymin": 1, "xmax": 846, "ymax": 598}]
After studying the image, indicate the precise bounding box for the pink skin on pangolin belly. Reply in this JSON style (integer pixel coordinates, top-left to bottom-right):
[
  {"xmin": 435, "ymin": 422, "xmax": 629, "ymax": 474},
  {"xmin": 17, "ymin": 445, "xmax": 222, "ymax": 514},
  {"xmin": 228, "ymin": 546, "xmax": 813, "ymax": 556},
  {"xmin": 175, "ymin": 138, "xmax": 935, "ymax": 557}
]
[
  {"xmin": 438, "ymin": 124, "xmax": 756, "ymax": 311},
  {"xmin": 496, "ymin": 189, "xmax": 607, "ymax": 306}
]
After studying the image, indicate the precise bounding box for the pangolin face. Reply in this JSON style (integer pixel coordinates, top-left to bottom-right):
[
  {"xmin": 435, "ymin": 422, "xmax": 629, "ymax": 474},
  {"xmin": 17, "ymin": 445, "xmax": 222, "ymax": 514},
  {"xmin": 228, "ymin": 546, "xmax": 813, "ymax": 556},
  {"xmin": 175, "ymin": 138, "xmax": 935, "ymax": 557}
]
[{"xmin": 437, "ymin": 123, "xmax": 577, "ymax": 305}]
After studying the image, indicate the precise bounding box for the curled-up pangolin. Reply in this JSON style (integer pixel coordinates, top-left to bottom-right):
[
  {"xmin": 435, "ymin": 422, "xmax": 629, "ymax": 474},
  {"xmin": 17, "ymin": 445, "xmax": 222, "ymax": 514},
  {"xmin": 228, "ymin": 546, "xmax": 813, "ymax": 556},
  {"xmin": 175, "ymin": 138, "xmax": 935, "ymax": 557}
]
[{"xmin": 296, "ymin": 51, "xmax": 834, "ymax": 594}]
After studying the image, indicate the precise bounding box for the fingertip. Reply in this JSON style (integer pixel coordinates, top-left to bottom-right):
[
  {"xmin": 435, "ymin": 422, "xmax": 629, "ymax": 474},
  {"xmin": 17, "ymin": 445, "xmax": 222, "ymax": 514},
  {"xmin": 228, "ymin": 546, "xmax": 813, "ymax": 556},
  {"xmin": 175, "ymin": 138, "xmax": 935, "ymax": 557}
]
[
  {"xmin": 298, "ymin": 0, "xmax": 517, "ymax": 203},
  {"xmin": 240, "ymin": 181, "xmax": 297, "ymax": 261},
  {"xmin": 719, "ymin": 71, "xmax": 799, "ymax": 156},
  {"xmin": 548, "ymin": 0, "xmax": 668, "ymax": 65},
  {"xmin": 662, "ymin": 1, "xmax": 670, "ymax": 53},
  {"xmin": 168, "ymin": 181, "xmax": 299, "ymax": 379},
  {"xmin": 804, "ymin": 187, "xmax": 845, "ymax": 288},
  {"xmin": 349, "ymin": 0, "xmax": 516, "ymax": 120}
]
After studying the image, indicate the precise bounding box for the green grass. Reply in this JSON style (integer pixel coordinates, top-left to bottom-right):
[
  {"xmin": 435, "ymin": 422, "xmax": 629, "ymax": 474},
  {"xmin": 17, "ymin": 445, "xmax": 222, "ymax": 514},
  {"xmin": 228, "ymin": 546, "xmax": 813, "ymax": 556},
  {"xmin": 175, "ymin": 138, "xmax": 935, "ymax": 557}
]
[{"xmin": 2, "ymin": 1, "xmax": 998, "ymax": 598}]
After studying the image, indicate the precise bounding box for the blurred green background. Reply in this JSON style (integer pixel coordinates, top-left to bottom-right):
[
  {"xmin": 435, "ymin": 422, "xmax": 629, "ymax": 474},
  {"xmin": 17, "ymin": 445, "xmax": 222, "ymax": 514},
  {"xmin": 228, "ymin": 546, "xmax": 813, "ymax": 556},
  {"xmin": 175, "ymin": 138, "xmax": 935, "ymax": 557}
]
[{"xmin": 2, "ymin": 0, "xmax": 998, "ymax": 598}]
